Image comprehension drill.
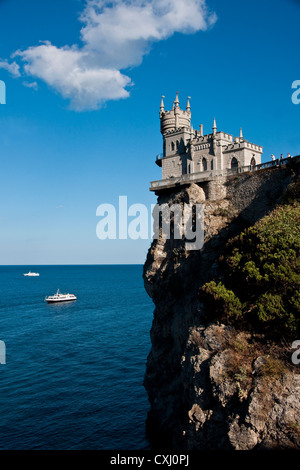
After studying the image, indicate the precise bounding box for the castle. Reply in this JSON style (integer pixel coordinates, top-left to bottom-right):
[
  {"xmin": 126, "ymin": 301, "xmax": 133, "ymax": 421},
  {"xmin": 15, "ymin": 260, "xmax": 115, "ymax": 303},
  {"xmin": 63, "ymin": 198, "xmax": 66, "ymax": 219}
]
[{"xmin": 152, "ymin": 92, "xmax": 263, "ymax": 191}]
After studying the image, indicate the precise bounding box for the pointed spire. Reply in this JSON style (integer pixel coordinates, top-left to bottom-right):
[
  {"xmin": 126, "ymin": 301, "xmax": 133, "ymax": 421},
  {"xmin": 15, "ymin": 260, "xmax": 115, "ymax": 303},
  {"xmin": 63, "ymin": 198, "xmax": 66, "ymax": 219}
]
[
  {"xmin": 174, "ymin": 91, "xmax": 179, "ymax": 107},
  {"xmin": 186, "ymin": 96, "xmax": 191, "ymax": 112},
  {"xmin": 213, "ymin": 117, "xmax": 217, "ymax": 135},
  {"xmin": 239, "ymin": 127, "xmax": 243, "ymax": 139},
  {"xmin": 160, "ymin": 95, "xmax": 165, "ymax": 113}
]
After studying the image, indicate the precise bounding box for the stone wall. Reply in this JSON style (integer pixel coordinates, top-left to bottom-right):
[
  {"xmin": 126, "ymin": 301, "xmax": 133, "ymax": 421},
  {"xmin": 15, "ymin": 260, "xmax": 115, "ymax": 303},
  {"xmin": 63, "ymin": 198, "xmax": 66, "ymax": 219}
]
[{"xmin": 162, "ymin": 155, "xmax": 182, "ymax": 179}]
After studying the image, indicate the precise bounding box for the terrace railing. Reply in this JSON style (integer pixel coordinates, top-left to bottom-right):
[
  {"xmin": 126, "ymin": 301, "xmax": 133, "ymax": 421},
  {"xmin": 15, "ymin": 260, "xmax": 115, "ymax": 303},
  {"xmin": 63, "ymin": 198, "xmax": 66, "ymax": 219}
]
[{"xmin": 150, "ymin": 155, "xmax": 299, "ymax": 191}]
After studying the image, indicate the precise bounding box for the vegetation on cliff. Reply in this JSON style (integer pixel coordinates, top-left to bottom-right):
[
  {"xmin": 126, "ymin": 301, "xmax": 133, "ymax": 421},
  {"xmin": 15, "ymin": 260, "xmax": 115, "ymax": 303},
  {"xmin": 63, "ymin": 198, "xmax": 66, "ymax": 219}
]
[
  {"xmin": 201, "ymin": 178, "xmax": 300, "ymax": 339},
  {"xmin": 144, "ymin": 167, "xmax": 300, "ymax": 450}
]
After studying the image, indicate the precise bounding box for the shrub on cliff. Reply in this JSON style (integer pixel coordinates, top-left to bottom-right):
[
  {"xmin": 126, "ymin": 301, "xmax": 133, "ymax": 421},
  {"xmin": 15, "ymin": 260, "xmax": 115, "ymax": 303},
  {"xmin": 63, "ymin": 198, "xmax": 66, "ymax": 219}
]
[
  {"xmin": 201, "ymin": 201, "xmax": 300, "ymax": 338},
  {"xmin": 202, "ymin": 281, "xmax": 243, "ymax": 319}
]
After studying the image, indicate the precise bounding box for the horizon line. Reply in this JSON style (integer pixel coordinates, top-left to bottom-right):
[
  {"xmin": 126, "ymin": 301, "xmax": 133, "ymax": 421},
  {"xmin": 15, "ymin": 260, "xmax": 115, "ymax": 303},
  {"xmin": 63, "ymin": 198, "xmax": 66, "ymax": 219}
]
[{"xmin": 0, "ymin": 263, "xmax": 144, "ymax": 266}]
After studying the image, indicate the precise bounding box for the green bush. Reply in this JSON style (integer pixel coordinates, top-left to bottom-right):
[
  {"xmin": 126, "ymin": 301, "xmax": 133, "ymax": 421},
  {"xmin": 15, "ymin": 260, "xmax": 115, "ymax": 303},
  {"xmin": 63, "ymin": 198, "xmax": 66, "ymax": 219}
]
[
  {"xmin": 201, "ymin": 200, "xmax": 300, "ymax": 338},
  {"xmin": 202, "ymin": 281, "xmax": 243, "ymax": 319}
]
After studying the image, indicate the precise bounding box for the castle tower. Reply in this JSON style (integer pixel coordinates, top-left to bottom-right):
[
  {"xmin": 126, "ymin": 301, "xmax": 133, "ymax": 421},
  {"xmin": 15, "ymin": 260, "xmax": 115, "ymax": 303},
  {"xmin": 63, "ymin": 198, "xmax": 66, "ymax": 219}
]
[
  {"xmin": 158, "ymin": 93, "xmax": 194, "ymax": 178},
  {"xmin": 155, "ymin": 92, "xmax": 263, "ymax": 186},
  {"xmin": 159, "ymin": 92, "xmax": 191, "ymax": 135}
]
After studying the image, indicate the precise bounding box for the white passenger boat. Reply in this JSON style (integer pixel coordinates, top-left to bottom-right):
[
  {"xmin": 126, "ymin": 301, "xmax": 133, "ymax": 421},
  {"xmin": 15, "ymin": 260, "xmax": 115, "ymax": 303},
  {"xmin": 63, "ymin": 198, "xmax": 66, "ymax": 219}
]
[
  {"xmin": 45, "ymin": 289, "xmax": 77, "ymax": 304},
  {"xmin": 24, "ymin": 271, "xmax": 40, "ymax": 276}
]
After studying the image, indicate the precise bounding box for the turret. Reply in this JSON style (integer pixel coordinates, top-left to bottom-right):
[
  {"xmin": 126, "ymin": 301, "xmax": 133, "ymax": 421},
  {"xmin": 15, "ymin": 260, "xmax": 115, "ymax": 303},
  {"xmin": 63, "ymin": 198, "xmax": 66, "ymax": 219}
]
[
  {"xmin": 174, "ymin": 91, "xmax": 180, "ymax": 129},
  {"xmin": 159, "ymin": 92, "xmax": 192, "ymax": 135},
  {"xmin": 186, "ymin": 96, "xmax": 191, "ymax": 113},
  {"xmin": 213, "ymin": 117, "xmax": 217, "ymax": 135},
  {"xmin": 174, "ymin": 91, "xmax": 179, "ymax": 108},
  {"xmin": 212, "ymin": 117, "xmax": 217, "ymax": 155},
  {"xmin": 159, "ymin": 95, "xmax": 165, "ymax": 116}
]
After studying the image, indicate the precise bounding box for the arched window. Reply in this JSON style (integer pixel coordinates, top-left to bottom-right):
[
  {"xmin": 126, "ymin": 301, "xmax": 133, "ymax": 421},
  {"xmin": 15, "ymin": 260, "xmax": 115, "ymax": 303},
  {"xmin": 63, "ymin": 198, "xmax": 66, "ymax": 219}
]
[
  {"xmin": 171, "ymin": 141, "xmax": 175, "ymax": 152},
  {"xmin": 202, "ymin": 157, "xmax": 207, "ymax": 171},
  {"xmin": 251, "ymin": 156, "xmax": 256, "ymax": 167},
  {"xmin": 211, "ymin": 159, "xmax": 214, "ymax": 170},
  {"xmin": 176, "ymin": 140, "xmax": 179, "ymax": 150},
  {"xmin": 231, "ymin": 157, "xmax": 238, "ymax": 168}
]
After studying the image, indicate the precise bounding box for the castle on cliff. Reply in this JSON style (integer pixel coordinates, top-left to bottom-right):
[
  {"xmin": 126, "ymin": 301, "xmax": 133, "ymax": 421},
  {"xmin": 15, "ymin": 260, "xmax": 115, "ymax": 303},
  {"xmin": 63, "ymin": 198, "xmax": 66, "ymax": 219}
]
[{"xmin": 153, "ymin": 92, "xmax": 263, "ymax": 190}]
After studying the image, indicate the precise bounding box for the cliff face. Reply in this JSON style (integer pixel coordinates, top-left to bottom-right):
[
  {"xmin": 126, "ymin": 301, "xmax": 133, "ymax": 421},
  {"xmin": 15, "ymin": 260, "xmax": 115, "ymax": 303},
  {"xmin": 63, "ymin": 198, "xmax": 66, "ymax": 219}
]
[{"xmin": 143, "ymin": 164, "xmax": 300, "ymax": 450}]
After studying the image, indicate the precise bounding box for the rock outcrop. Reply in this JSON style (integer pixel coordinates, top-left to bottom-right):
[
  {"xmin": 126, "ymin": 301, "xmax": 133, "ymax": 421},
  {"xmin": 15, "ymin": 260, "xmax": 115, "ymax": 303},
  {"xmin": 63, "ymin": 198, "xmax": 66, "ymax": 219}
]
[{"xmin": 143, "ymin": 163, "xmax": 300, "ymax": 450}]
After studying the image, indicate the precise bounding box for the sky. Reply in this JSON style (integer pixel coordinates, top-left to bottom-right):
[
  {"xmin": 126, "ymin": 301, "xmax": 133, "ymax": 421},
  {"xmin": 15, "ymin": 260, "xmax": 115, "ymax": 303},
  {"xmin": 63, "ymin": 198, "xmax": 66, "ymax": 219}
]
[{"xmin": 0, "ymin": 0, "xmax": 299, "ymax": 265}]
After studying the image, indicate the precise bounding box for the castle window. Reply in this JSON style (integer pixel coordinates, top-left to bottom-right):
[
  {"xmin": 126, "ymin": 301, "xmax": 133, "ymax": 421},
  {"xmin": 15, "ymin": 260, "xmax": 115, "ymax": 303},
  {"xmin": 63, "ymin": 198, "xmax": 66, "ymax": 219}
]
[
  {"xmin": 211, "ymin": 159, "xmax": 214, "ymax": 170},
  {"xmin": 176, "ymin": 140, "xmax": 179, "ymax": 150},
  {"xmin": 202, "ymin": 157, "xmax": 207, "ymax": 171},
  {"xmin": 251, "ymin": 156, "xmax": 256, "ymax": 167},
  {"xmin": 171, "ymin": 141, "xmax": 175, "ymax": 152},
  {"xmin": 231, "ymin": 157, "xmax": 238, "ymax": 168}
]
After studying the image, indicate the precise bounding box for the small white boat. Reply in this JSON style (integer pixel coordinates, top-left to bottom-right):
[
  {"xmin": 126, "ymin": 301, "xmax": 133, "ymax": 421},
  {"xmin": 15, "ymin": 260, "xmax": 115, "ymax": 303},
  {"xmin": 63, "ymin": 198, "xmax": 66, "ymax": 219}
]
[
  {"xmin": 45, "ymin": 289, "xmax": 77, "ymax": 304},
  {"xmin": 24, "ymin": 271, "xmax": 40, "ymax": 276}
]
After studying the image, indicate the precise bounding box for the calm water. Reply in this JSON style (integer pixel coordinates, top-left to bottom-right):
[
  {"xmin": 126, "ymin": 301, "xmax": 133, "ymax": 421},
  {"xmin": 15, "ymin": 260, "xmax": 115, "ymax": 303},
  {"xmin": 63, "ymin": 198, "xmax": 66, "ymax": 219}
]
[{"xmin": 0, "ymin": 265, "xmax": 154, "ymax": 450}]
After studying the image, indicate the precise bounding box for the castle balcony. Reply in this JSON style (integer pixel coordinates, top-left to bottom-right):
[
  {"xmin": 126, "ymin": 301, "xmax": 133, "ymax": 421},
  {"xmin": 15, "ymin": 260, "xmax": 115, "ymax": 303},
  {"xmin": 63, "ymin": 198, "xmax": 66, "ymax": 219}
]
[
  {"xmin": 150, "ymin": 169, "xmax": 225, "ymax": 191},
  {"xmin": 155, "ymin": 153, "xmax": 163, "ymax": 167}
]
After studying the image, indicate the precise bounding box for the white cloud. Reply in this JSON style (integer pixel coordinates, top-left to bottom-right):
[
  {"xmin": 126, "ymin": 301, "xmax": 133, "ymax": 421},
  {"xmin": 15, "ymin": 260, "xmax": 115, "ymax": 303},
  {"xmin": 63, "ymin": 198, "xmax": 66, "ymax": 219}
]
[
  {"xmin": 7, "ymin": 0, "xmax": 217, "ymax": 110},
  {"xmin": 0, "ymin": 59, "xmax": 20, "ymax": 77},
  {"xmin": 22, "ymin": 80, "xmax": 38, "ymax": 90},
  {"xmin": 15, "ymin": 42, "xmax": 131, "ymax": 110},
  {"xmin": 80, "ymin": 0, "xmax": 217, "ymax": 68}
]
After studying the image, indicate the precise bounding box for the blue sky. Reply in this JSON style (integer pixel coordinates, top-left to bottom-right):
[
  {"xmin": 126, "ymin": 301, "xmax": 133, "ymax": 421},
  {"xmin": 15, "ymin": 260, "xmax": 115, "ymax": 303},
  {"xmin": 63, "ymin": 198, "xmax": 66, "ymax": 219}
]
[{"xmin": 0, "ymin": 0, "xmax": 299, "ymax": 265}]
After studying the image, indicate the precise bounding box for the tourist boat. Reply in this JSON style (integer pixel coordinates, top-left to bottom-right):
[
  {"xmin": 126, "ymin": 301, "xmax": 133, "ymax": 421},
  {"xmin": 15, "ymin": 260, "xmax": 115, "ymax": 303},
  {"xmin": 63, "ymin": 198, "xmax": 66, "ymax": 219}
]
[
  {"xmin": 24, "ymin": 271, "xmax": 40, "ymax": 276},
  {"xmin": 45, "ymin": 289, "xmax": 77, "ymax": 304}
]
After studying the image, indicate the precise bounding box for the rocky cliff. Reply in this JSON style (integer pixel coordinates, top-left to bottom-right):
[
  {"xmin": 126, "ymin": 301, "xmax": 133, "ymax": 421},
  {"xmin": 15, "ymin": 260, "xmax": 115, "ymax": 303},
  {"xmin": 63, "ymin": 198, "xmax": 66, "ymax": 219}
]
[{"xmin": 143, "ymin": 162, "xmax": 300, "ymax": 450}]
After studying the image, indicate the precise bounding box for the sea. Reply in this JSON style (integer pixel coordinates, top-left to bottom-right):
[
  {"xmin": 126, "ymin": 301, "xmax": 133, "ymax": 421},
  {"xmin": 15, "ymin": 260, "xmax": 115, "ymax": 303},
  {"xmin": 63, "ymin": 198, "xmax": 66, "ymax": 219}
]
[{"xmin": 0, "ymin": 265, "xmax": 154, "ymax": 450}]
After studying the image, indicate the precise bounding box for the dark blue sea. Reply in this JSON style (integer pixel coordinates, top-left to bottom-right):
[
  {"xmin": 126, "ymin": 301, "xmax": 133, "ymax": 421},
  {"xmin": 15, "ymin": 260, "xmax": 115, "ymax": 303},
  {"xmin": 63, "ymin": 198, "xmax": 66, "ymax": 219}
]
[{"xmin": 0, "ymin": 265, "xmax": 154, "ymax": 450}]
